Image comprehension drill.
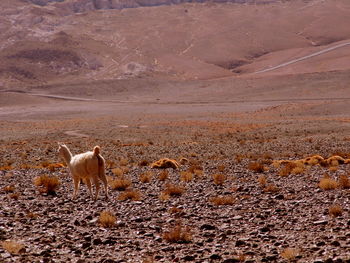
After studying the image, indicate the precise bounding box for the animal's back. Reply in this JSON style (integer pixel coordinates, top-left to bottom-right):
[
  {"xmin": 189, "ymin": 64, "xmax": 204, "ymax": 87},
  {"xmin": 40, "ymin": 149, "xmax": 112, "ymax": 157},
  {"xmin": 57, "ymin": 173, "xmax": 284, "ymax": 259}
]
[{"xmin": 70, "ymin": 151, "xmax": 98, "ymax": 178}]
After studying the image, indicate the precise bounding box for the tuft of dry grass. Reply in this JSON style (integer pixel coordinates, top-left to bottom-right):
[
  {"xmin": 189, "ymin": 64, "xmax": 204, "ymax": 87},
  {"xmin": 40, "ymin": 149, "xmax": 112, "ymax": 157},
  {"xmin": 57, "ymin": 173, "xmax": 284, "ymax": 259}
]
[
  {"xmin": 248, "ymin": 162, "xmax": 266, "ymax": 173},
  {"xmin": 329, "ymin": 204, "xmax": 343, "ymax": 218},
  {"xmin": 109, "ymin": 177, "xmax": 132, "ymax": 191},
  {"xmin": 158, "ymin": 170, "xmax": 169, "ymax": 181},
  {"xmin": 280, "ymin": 248, "xmax": 299, "ymax": 261},
  {"xmin": 139, "ymin": 160, "xmax": 149, "ymax": 167},
  {"xmin": 163, "ymin": 223, "xmax": 192, "ymax": 243},
  {"xmin": 338, "ymin": 174, "xmax": 350, "ymax": 189},
  {"xmin": 98, "ymin": 210, "xmax": 116, "ymax": 228},
  {"xmin": 163, "ymin": 184, "xmax": 185, "ymax": 197},
  {"xmin": 212, "ymin": 174, "xmax": 226, "ymax": 185},
  {"xmin": 168, "ymin": 207, "xmax": 184, "ymax": 215},
  {"xmin": 180, "ymin": 171, "xmax": 193, "ymax": 182},
  {"xmin": 1, "ymin": 240, "xmax": 25, "ymax": 254},
  {"xmin": 263, "ymin": 183, "xmax": 279, "ymax": 193},
  {"xmin": 118, "ymin": 189, "xmax": 142, "ymax": 201},
  {"xmin": 33, "ymin": 175, "xmax": 60, "ymax": 195},
  {"xmin": 9, "ymin": 192, "xmax": 20, "ymax": 200},
  {"xmin": 3, "ymin": 184, "xmax": 15, "ymax": 193},
  {"xmin": 278, "ymin": 161, "xmax": 303, "ymax": 177},
  {"xmin": 210, "ymin": 195, "xmax": 235, "ymax": 205},
  {"xmin": 112, "ymin": 167, "xmax": 124, "ymax": 177},
  {"xmin": 258, "ymin": 175, "xmax": 267, "ymax": 187},
  {"xmin": 319, "ymin": 176, "xmax": 338, "ymax": 190},
  {"xmin": 140, "ymin": 171, "xmax": 153, "ymax": 183}
]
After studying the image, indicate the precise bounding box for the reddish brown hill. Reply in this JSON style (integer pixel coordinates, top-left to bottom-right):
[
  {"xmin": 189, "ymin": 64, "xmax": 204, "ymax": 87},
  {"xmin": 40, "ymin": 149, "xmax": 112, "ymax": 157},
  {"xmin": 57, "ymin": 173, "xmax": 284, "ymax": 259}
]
[{"xmin": 1, "ymin": 0, "xmax": 350, "ymax": 88}]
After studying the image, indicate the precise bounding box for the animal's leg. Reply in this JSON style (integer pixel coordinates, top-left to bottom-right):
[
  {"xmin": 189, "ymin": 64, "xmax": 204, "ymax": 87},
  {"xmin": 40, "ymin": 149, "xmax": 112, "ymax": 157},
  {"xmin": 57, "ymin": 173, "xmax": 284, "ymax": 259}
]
[
  {"xmin": 73, "ymin": 175, "xmax": 80, "ymax": 200},
  {"xmin": 93, "ymin": 176, "xmax": 100, "ymax": 201},
  {"xmin": 100, "ymin": 173, "xmax": 109, "ymax": 200},
  {"xmin": 85, "ymin": 178, "xmax": 93, "ymax": 200}
]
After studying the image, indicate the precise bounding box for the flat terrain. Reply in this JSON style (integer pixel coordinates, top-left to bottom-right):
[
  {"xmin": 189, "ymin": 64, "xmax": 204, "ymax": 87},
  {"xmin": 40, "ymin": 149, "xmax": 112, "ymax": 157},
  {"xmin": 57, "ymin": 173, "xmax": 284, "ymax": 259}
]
[{"xmin": 1, "ymin": 0, "xmax": 350, "ymax": 262}]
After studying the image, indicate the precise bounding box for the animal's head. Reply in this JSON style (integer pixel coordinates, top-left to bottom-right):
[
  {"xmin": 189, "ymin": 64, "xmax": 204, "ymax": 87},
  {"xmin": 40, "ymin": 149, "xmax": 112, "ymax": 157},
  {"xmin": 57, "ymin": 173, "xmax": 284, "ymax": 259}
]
[{"xmin": 57, "ymin": 143, "xmax": 67, "ymax": 156}]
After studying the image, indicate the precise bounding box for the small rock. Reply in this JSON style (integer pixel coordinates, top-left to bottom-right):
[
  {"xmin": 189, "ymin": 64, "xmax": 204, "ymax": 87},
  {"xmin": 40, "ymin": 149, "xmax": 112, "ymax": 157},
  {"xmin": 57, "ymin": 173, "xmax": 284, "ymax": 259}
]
[
  {"xmin": 183, "ymin": 255, "xmax": 196, "ymax": 261},
  {"xmin": 235, "ymin": 240, "xmax": 246, "ymax": 247},
  {"xmin": 93, "ymin": 238, "xmax": 102, "ymax": 245},
  {"xmin": 313, "ymin": 220, "xmax": 328, "ymax": 225},
  {"xmin": 210, "ymin": 254, "xmax": 222, "ymax": 260},
  {"xmin": 200, "ymin": 224, "xmax": 216, "ymax": 230},
  {"xmin": 331, "ymin": 240, "xmax": 341, "ymax": 247},
  {"xmin": 223, "ymin": 259, "xmax": 240, "ymax": 263}
]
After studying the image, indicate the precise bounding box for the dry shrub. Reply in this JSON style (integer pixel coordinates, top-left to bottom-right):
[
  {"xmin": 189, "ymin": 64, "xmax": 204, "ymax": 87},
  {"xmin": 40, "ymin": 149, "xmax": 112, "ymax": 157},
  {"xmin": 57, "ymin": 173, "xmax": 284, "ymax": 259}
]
[
  {"xmin": 278, "ymin": 162, "xmax": 301, "ymax": 177},
  {"xmin": 179, "ymin": 157, "xmax": 189, "ymax": 165},
  {"xmin": 109, "ymin": 177, "xmax": 132, "ymax": 191},
  {"xmin": 163, "ymin": 223, "xmax": 192, "ymax": 243},
  {"xmin": 169, "ymin": 207, "xmax": 184, "ymax": 215},
  {"xmin": 26, "ymin": 212, "xmax": 38, "ymax": 219},
  {"xmin": 281, "ymin": 248, "xmax": 299, "ymax": 261},
  {"xmin": 329, "ymin": 166, "xmax": 338, "ymax": 173},
  {"xmin": 118, "ymin": 189, "xmax": 141, "ymax": 201},
  {"xmin": 106, "ymin": 160, "xmax": 116, "ymax": 169},
  {"xmin": 1, "ymin": 240, "xmax": 25, "ymax": 254},
  {"xmin": 329, "ymin": 204, "xmax": 343, "ymax": 218},
  {"xmin": 217, "ymin": 165, "xmax": 226, "ymax": 172},
  {"xmin": 151, "ymin": 158, "xmax": 179, "ymax": 169},
  {"xmin": 112, "ymin": 168, "xmax": 124, "ymax": 177},
  {"xmin": 188, "ymin": 164, "xmax": 203, "ymax": 174},
  {"xmin": 210, "ymin": 195, "xmax": 235, "ymax": 205},
  {"xmin": 319, "ymin": 176, "xmax": 338, "ymax": 190},
  {"xmin": 9, "ymin": 193, "xmax": 20, "ymax": 200},
  {"xmin": 338, "ymin": 174, "xmax": 350, "ymax": 189},
  {"xmin": 258, "ymin": 175, "xmax": 267, "ymax": 187},
  {"xmin": 3, "ymin": 185, "xmax": 15, "ymax": 193},
  {"xmin": 33, "ymin": 175, "xmax": 60, "ymax": 195},
  {"xmin": 139, "ymin": 160, "xmax": 149, "ymax": 167},
  {"xmin": 263, "ymin": 183, "xmax": 279, "ymax": 193},
  {"xmin": 248, "ymin": 162, "xmax": 265, "ymax": 173},
  {"xmin": 98, "ymin": 210, "xmax": 116, "ymax": 228},
  {"xmin": 140, "ymin": 172, "xmax": 153, "ymax": 183},
  {"xmin": 159, "ymin": 192, "xmax": 170, "ymax": 201},
  {"xmin": 180, "ymin": 171, "xmax": 193, "ymax": 182},
  {"xmin": 119, "ymin": 158, "xmax": 129, "ymax": 166},
  {"xmin": 163, "ymin": 184, "xmax": 185, "ymax": 197},
  {"xmin": 158, "ymin": 170, "xmax": 169, "ymax": 181},
  {"xmin": 212, "ymin": 174, "xmax": 226, "ymax": 185}
]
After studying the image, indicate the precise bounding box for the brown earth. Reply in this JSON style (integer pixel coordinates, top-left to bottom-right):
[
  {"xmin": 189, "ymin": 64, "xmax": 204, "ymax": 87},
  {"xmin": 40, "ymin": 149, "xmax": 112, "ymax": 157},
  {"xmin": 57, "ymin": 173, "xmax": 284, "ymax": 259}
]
[{"xmin": 1, "ymin": 0, "xmax": 350, "ymax": 262}]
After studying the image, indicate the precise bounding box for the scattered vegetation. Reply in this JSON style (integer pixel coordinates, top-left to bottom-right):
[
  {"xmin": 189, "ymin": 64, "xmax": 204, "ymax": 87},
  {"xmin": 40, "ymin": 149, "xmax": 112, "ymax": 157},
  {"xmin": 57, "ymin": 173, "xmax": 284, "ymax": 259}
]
[
  {"xmin": 33, "ymin": 175, "xmax": 60, "ymax": 195},
  {"xmin": 263, "ymin": 183, "xmax": 279, "ymax": 193},
  {"xmin": 210, "ymin": 195, "xmax": 235, "ymax": 205},
  {"xmin": 118, "ymin": 189, "xmax": 142, "ymax": 201},
  {"xmin": 280, "ymin": 248, "xmax": 299, "ymax": 261},
  {"xmin": 248, "ymin": 162, "xmax": 266, "ymax": 173},
  {"xmin": 1, "ymin": 240, "xmax": 25, "ymax": 254},
  {"xmin": 338, "ymin": 174, "xmax": 350, "ymax": 189},
  {"xmin": 98, "ymin": 210, "xmax": 116, "ymax": 228},
  {"xmin": 140, "ymin": 171, "xmax": 153, "ymax": 183},
  {"xmin": 319, "ymin": 175, "xmax": 338, "ymax": 190},
  {"xmin": 109, "ymin": 177, "xmax": 132, "ymax": 191},
  {"xmin": 158, "ymin": 170, "xmax": 169, "ymax": 181},
  {"xmin": 212, "ymin": 174, "xmax": 226, "ymax": 185},
  {"xmin": 258, "ymin": 175, "xmax": 267, "ymax": 187},
  {"xmin": 163, "ymin": 223, "xmax": 192, "ymax": 243},
  {"xmin": 329, "ymin": 204, "xmax": 343, "ymax": 218},
  {"xmin": 180, "ymin": 171, "xmax": 193, "ymax": 182},
  {"xmin": 3, "ymin": 184, "xmax": 15, "ymax": 193},
  {"xmin": 162, "ymin": 184, "xmax": 185, "ymax": 197}
]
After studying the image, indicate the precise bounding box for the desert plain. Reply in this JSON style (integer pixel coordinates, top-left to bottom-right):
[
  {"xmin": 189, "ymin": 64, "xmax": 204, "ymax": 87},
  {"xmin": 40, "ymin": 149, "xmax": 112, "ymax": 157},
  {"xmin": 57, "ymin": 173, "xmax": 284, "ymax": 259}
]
[{"xmin": 1, "ymin": 0, "xmax": 350, "ymax": 262}]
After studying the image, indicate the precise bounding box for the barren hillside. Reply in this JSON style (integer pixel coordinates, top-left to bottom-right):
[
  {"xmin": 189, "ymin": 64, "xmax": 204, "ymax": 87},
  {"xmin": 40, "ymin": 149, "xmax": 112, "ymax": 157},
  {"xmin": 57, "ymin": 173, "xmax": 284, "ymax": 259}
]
[{"xmin": 1, "ymin": 0, "xmax": 350, "ymax": 89}]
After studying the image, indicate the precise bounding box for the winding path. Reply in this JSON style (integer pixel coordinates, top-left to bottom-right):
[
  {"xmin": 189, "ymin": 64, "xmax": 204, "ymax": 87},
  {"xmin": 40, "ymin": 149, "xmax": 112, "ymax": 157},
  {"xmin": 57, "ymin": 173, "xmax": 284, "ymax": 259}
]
[{"xmin": 254, "ymin": 42, "xmax": 350, "ymax": 74}]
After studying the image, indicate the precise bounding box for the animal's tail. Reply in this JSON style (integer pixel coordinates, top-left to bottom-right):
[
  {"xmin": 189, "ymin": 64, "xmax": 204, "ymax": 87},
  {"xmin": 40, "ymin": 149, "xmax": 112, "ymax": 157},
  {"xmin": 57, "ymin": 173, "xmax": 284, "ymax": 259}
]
[
  {"xmin": 93, "ymin": 146, "xmax": 100, "ymax": 156},
  {"xmin": 93, "ymin": 146, "xmax": 103, "ymax": 176}
]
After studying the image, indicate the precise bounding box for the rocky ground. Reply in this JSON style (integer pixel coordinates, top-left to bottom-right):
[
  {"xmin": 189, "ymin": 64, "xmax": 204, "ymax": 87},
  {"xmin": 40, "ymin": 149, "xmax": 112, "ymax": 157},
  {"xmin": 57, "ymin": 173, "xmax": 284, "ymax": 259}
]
[{"xmin": 1, "ymin": 115, "xmax": 350, "ymax": 263}]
